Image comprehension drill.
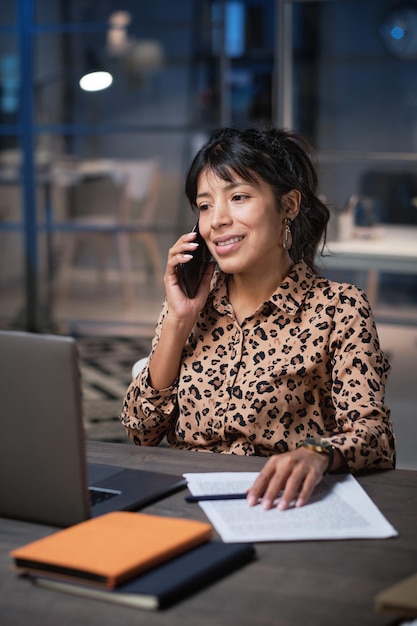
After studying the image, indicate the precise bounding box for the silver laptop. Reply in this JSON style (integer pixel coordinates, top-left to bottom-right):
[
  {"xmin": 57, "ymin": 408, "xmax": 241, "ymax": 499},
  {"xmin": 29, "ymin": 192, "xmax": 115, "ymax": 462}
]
[{"xmin": 0, "ymin": 331, "xmax": 185, "ymax": 527}]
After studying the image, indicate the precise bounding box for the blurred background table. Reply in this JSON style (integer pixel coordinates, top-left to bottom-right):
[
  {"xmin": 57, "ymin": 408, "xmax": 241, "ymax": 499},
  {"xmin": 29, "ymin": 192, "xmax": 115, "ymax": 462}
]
[{"xmin": 319, "ymin": 225, "xmax": 417, "ymax": 307}]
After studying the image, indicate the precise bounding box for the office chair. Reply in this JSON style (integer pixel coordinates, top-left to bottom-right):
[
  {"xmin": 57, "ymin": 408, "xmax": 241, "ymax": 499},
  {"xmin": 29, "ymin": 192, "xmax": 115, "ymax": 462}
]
[
  {"xmin": 53, "ymin": 158, "xmax": 163, "ymax": 309},
  {"xmin": 132, "ymin": 356, "xmax": 148, "ymax": 379}
]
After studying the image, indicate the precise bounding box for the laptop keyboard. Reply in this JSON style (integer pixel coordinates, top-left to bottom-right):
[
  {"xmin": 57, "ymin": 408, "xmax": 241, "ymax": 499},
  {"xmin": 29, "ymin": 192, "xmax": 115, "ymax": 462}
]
[{"xmin": 89, "ymin": 487, "xmax": 120, "ymax": 507}]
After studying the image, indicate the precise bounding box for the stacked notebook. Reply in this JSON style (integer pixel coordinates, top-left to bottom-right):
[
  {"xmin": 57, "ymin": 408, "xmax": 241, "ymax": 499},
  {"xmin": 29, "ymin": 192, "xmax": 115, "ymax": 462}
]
[{"xmin": 10, "ymin": 511, "xmax": 255, "ymax": 610}]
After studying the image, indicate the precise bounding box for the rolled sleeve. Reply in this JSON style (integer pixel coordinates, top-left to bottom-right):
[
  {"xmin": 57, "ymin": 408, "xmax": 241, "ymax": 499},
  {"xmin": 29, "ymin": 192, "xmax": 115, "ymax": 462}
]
[{"xmin": 120, "ymin": 350, "xmax": 178, "ymax": 446}]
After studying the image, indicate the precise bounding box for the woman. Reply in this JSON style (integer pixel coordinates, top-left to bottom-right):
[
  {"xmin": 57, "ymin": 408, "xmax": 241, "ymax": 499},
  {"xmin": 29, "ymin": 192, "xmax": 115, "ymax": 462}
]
[{"xmin": 120, "ymin": 127, "xmax": 395, "ymax": 511}]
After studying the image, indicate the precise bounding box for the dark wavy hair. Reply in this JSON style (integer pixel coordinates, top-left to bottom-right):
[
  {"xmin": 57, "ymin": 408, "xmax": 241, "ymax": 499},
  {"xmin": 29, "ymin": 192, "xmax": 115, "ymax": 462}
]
[{"xmin": 185, "ymin": 127, "xmax": 330, "ymax": 272}]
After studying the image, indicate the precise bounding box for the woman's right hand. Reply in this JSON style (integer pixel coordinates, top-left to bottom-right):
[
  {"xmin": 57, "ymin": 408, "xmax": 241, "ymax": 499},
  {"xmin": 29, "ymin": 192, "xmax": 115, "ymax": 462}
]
[
  {"xmin": 147, "ymin": 230, "xmax": 215, "ymax": 390},
  {"xmin": 164, "ymin": 230, "xmax": 215, "ymax": 320}
]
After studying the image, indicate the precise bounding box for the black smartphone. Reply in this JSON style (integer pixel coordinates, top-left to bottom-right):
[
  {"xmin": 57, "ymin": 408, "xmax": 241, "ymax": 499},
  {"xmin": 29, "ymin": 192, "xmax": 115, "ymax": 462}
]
[{"xmin": 177, "ymin": 222, "xmax": 212, "ymax": 298}]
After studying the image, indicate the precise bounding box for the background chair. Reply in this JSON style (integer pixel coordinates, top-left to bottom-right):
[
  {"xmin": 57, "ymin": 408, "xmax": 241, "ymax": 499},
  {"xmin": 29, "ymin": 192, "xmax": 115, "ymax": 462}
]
[
  {"xmin": 132, "ymin": 356, "xmax": 148, "ymax": 379},
  {"xmin": 53, "ymin": 158, "xmax": 164, "ymax": 309}
]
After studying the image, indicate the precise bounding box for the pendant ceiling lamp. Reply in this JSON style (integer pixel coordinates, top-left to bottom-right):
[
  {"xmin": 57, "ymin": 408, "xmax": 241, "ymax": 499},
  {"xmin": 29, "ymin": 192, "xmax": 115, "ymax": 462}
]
[{"xmin": 79, "ymin": 49, "xmax": 113, "ymax": 92}]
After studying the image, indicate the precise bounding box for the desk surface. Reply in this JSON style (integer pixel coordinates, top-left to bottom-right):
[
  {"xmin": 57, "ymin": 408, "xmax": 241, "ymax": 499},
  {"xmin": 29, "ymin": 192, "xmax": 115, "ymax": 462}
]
[
  {"xmin": 1, "ymin": 441, "xmax": 416, "ymax": 626},
  {"xmin": 320, "ymin": 224, "xmax": 417, "ymax": 273}
]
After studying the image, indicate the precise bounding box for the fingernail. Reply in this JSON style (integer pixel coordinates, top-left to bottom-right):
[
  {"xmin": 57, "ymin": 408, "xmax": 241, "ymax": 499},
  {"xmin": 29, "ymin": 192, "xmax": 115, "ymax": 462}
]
[
  {"xmin": 277, "ymin": 499, "xmax": 288, "ymax": 511},
  {"xmin": 295, "ymin": 497, "xmax": 304, "ymax": 508},
  {"xmin": 246, "ymin": 495, "xmax": 257, "ymax": 507},
  {"xmin": 262, "ymin": 498, "xmax": 272, "ymax": 511}
]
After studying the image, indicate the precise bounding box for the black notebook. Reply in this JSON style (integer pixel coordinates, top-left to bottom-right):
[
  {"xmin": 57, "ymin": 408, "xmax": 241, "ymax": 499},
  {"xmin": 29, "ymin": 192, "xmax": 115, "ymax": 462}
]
[{"xmin": 30, "ymin": 541, "xmax": 256, "ymax": 610}]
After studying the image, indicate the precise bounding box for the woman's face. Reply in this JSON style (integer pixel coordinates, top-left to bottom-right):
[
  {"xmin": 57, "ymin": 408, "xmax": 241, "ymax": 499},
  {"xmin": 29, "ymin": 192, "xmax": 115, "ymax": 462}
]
[{"xmin": 196, "ymin": 167, "xmax": 296, "ymax": 279}]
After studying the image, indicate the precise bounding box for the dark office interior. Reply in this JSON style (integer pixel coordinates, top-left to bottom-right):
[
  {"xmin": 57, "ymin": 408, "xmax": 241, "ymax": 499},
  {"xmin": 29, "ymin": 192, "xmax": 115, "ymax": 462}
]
[
  {"xmin": 1, "ymin": 0, "xmax": 416, "ymax": 465},
  {"xmin": 1, "ymin": 3, "xmax": 417, "ymax": 626}
]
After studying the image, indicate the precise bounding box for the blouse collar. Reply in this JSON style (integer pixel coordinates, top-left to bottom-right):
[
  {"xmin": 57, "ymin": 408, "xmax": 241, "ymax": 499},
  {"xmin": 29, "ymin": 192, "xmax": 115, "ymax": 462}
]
[{"xmin": 210, "ymin": 262, "xmax": 317, "ymax": 318}]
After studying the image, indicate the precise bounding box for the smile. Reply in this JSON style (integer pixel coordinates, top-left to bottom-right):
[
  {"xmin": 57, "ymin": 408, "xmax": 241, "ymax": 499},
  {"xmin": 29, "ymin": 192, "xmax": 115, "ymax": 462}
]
[{"xmin": 216, "ymin": 236, "xmax": 243, "ymax": 247}]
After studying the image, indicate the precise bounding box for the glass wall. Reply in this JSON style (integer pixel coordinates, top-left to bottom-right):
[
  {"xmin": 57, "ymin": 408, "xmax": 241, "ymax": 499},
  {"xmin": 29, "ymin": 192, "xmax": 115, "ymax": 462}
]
[
  {"xmin": 0, "ymin": 6, "xmax": 22, "ymax": 325},
  {"xmin": 0, "ymin": 0, "xmax": 279, "ymax": 334},
  {"xmin": 293, "ymin": 0, "xmax": 417, "ymax": 221},
  {"xmin": 292, "ymin": 0, "xmax": 417, "ymax": 319},
  {"xmin": 0, "ymin": 0, "xmax": 416, "ymax": 334}
]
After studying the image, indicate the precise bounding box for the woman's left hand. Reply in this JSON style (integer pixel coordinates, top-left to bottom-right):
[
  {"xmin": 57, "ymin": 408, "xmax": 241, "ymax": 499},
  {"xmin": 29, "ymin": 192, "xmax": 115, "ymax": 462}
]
[{"xmin": 246, "ymin": 447, "xmax": 328, "ymax": 510}]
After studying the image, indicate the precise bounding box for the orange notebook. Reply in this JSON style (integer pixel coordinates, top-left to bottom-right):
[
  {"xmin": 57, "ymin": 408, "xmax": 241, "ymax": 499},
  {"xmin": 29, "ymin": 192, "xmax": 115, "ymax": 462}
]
[{"xmin": 10, "ymin": 511, "xmax": 213, "ymax": 588}]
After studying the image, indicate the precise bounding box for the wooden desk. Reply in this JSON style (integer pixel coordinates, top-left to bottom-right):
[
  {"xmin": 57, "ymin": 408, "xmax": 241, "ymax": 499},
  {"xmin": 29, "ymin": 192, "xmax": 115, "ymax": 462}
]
[{"xmin": 1, "ymin": 441, "xmax": 416, "ymax": 626}]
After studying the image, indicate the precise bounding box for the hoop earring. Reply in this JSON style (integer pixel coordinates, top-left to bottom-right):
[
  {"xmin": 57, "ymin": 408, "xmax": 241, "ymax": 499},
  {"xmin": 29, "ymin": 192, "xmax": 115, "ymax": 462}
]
[{"xmin": 283, "ymin": 218, "xmax": 292, "ymax": 250}]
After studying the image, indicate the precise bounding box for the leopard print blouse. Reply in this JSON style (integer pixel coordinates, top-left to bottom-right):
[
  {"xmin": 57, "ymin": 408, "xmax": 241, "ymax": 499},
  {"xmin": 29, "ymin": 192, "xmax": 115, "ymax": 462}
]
[{"xmin": 120, "ymin": 262, "xmax": 396, "ymax": 472}]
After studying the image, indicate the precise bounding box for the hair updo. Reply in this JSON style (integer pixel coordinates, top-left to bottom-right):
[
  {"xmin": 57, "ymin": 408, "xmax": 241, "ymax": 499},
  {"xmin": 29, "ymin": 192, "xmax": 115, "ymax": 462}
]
[{"xmin": 185, "ymin": 127, "xmax": 330, "ymax": 271}]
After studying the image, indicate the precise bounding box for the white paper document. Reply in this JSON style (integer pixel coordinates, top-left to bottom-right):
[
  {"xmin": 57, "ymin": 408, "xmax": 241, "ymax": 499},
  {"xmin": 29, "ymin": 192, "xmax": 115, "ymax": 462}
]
[{"xmin": 183, "ymin": 472, "xmax": 398, "ymax": 543}]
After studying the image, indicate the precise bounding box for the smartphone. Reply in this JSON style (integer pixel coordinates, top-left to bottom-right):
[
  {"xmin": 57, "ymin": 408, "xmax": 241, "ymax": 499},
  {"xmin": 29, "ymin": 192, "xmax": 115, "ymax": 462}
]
[{"xmin": 177, "ymin": 222, "xmax": 212, "ymax": 298}]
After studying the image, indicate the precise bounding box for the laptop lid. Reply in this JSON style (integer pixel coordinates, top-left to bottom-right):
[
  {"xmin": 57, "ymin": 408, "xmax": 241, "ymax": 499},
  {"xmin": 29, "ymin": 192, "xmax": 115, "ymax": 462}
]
[
  {"xmin": 0, "ymin": 331, "xmax": 90, "ymax": 527},
  {"xmin": 0, "ymin": 331, "xmax": 186, "ymax": 527}
]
